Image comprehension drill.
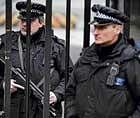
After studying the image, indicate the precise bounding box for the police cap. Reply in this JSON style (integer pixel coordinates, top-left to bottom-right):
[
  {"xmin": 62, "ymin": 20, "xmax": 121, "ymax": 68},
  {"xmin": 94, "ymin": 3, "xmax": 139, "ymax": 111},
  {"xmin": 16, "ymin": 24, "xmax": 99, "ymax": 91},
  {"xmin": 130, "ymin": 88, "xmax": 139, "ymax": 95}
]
[
  {"xmin": 89, "ymin": 4, "xmax": 129, "ymax": 26},
  {"xmin": 16, "ymin": 1, "xmax": 46, "ymax": 19}
]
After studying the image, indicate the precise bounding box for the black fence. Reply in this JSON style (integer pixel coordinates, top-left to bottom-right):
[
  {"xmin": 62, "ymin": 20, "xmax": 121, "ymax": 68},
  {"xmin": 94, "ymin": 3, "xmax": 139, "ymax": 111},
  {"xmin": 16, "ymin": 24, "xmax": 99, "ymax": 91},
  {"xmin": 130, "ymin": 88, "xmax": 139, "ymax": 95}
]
[{"xmin": 0, "ymin": 0, "xmax": 132, "ymax": 118}]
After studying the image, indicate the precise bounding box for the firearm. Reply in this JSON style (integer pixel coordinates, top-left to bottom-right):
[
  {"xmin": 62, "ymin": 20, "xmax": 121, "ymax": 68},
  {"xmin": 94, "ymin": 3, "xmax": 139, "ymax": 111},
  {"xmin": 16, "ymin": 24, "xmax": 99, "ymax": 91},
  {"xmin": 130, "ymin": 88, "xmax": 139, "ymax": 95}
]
[{"xmin": 0, "ymin": 58, "xmax": 56, "ymax": 117}]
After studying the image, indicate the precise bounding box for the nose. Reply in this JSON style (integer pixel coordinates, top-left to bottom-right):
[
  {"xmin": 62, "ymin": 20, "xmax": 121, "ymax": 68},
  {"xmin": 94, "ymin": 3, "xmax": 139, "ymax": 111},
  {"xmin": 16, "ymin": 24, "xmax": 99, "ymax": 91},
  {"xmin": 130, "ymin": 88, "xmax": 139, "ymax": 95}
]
[
  {"xmin": 94, "ymin": 28, "xmax": 100, "ymax": 35},
  {"xmin": 91, "ymin": 27, "xmax": 99, "ymax": 36},
  {"xmin": 22, "ymin": 22, "xmax": 26, "ymax": 26},
  {"xmin": 21, "ymin": 20, "xmax": 27, "ymax": 26}
]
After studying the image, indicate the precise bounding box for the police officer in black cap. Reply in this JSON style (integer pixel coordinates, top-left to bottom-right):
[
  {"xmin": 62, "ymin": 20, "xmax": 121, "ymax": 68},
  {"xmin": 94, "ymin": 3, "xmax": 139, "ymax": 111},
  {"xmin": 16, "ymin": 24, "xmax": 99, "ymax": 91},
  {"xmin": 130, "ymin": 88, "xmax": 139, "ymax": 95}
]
[
  {"xmin": 66, "ymin": 4, "xmax": 140, "ymax": 118},
  {"xmin": 0, "ymin": 1, "xmax": 73, "ymax": 118}
]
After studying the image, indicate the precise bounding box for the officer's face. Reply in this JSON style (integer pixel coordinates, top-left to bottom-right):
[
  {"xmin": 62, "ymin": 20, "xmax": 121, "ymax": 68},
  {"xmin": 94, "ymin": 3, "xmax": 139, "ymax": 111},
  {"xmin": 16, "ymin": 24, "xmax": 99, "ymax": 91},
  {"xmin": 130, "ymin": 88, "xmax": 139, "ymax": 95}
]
[
  {"xmin": 18, "ymin": 18, "xmax": 44, "ymax": 36},
  {"xmin": 91, "ymin": 24, "xmax": 123, "ymax": 46}
]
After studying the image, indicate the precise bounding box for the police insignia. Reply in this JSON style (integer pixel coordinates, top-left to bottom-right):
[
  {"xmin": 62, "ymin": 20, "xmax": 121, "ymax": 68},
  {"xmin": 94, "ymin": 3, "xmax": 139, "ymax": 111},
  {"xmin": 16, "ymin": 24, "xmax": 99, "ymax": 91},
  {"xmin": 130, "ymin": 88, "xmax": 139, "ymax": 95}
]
[
  {"xmin": 114, "ymin": 77, "xmax": 126, "ymax": 86},
  {"xmin": 106, "ymin": 63, "xmax": 119, "ymax": 86}
]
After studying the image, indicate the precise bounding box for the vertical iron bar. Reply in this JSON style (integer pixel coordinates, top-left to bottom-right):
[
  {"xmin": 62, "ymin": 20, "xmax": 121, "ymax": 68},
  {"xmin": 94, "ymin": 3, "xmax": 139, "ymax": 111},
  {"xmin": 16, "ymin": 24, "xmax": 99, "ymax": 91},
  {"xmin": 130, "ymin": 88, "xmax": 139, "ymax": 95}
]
[
  {"xmin": 4, "ymin": 0, "xmax": 12, "ymax": 118},
  {"xmin": 110, "ymin": 0, "xmax": 118, "ymax": 9},
  {"xmin": 26, "ymin": 0, "xmax": 31, "ymax": 118},
  {"xmin": 64, "ymin": 0, "xmax": 71, "ymax": 117},
  {"xmin": 124, "ymin": 0, "xmax": 131, "ymax": 38},
  {"xmin": 65, "ymin": 0, "xmax": 71, "ymax": 86},
  {"xmin": 83, "ymin": 0, "xmax": 91, "ymax": 48},
  {"xmin": 106, "ymin": 0, "xmax": 110, "ymax": 7},
  {"xmin": 44, "ymin": 0, "xmax": 52, "ymax": 117}
]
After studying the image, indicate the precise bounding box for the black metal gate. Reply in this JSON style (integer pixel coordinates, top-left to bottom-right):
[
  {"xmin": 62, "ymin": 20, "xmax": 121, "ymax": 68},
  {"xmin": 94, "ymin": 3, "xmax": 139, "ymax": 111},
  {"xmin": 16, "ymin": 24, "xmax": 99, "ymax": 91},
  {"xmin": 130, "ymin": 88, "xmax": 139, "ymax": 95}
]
[{"xmin": 0, "ymin": 0, "xmax": 132, "ymax": 118}]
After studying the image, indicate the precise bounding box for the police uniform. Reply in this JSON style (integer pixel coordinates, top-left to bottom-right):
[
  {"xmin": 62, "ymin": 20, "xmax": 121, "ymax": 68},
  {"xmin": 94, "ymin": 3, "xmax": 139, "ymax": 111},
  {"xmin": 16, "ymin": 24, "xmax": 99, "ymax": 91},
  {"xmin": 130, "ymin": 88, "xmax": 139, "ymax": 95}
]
[
  {"xmin": 66, "ymin": 4, "xmax": 140, "ymax": 118},
  {"xmin": 0, "ymin": 1, "xmax": 73, "ymax": 118}
]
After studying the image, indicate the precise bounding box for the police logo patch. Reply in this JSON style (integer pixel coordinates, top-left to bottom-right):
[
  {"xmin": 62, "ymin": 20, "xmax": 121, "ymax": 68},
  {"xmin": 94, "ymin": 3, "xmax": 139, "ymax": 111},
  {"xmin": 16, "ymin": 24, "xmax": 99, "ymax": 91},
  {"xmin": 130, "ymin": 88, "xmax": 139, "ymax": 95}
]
[{"xmin": 114, "ymin": 77, "xmax": 126, "ymax": 86}]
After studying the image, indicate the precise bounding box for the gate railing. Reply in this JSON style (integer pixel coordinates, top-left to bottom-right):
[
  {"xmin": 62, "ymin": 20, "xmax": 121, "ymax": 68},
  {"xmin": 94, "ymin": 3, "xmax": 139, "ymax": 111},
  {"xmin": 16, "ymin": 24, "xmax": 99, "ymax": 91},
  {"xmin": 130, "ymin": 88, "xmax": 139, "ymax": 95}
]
[{"xmin": 1, "ymin": 0, "xmax": 132, "ymax": 118}]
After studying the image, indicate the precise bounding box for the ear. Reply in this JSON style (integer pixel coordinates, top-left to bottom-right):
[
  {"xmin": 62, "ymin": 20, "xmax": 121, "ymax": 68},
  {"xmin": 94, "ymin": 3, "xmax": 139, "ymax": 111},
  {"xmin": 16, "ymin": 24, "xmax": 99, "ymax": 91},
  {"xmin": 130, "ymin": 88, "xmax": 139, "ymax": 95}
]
[
  {"xmin": 115, "ymin": 24, "xmax": 123, "ymax": 34},
  {"xmin": 39, "ymin": 21, "xmax": 44, "ymax": 27}
]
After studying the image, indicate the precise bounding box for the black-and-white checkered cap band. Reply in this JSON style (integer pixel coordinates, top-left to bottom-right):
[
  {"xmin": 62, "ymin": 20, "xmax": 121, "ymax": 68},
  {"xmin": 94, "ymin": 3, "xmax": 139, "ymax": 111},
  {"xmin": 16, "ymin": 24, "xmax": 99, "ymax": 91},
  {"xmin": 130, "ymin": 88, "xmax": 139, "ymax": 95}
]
[
  {"xmin": 95, "ymin": 11, "xmax": 123, "ymax": 24},
  {"xmin": 20, "ymin": 9, "xmax": 43, "ymax": 15}
]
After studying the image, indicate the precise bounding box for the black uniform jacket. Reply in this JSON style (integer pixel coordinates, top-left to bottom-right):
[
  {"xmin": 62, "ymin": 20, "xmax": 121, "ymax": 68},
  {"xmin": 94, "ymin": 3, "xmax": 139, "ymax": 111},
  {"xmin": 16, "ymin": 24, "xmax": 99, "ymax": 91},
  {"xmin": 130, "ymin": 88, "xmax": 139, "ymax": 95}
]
[
  {"xmin": 66, "ymin": 36, "xmax": 140, "ymax": 118},
  {"xmin": 0, "ymin": 27, "xmax": 73, "ymax": 118}
]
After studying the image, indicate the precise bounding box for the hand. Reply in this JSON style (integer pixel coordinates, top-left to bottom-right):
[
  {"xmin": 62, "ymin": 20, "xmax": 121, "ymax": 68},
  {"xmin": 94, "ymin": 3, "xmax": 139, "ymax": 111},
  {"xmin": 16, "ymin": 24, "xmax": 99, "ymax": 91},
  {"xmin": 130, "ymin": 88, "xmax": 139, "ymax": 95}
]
[
  {"xmin": 41, "ymin": 92, "xmax": 57, "ymax": 104},
  {"xmin": 49, "ymin": 91, "xmax": 57, "ymax": 104},
  {"xmin": 10, "ymin": 79, "xmax": 25, "ymax": 93},
  {"xmin": 3, "ymin": 79, "xmax": 25, "ymax": 94},
  {"xmin": 10, "ymin": 79, "xmax": 18, "ymax": 93}
]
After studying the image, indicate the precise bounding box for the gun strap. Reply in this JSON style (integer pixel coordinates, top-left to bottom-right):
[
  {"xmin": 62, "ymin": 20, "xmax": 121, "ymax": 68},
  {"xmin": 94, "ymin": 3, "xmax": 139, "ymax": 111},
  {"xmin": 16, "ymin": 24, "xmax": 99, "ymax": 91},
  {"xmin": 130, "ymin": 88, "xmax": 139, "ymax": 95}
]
[{"xmin": 18, "ymin": 35, "xmax": 24, "ymax": 71}]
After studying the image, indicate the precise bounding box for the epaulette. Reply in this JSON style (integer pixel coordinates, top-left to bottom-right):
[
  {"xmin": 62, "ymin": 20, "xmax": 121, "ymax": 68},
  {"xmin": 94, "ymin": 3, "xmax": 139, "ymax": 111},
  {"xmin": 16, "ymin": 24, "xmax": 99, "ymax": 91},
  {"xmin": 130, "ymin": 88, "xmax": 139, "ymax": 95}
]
[
  {"xmin": 0, "ymin": 33, "xmax": 5, "ymax": 39},
  {"xmin": 80, "ymin": 46, "xmax": 90, "ymax": 56},
  {"xmin": 122, "ymin": 45, "xmax": 140, "ymax": 62},
  {"xmin": 0, "ymin": 33, "xmax": 6, "ymax": 46},
  {"xmin": 0, "ymin": 31, "xmax": 18, "ymax": 41},
  {"xmin": 52, "ymin": 36, "xmax": 65, "ymax": 47}
]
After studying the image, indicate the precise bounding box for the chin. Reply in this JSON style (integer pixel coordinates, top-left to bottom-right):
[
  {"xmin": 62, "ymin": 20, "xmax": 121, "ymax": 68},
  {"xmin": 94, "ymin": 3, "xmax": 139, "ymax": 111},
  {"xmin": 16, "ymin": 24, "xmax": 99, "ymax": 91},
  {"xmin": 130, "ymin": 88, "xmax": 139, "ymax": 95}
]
[
  {"xmin": 21, "ymin": 31, "xmax": 26, "ymax": 36},
  {"xmin": 21, "ymin": 30, "xmax": 37, "ymax": 36},
  {"xmin": 95, "ymin": 41, "xmax": 104, "ymax": 45}
]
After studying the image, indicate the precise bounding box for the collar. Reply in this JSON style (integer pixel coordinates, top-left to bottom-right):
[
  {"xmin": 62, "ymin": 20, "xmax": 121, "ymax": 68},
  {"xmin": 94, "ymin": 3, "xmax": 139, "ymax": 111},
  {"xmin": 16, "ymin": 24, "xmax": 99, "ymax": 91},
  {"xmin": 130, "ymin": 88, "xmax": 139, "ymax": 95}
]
[
  {"xmin": 95, "ymin": 34, "xmax": 126, "ymax": 60},
  {"xmin": 19, "ymin": 27, "xmax": 45, "ymax": 44},
  {"xmin": 80, "ymin": 34, "xmax": 127, "ymax": 64}
]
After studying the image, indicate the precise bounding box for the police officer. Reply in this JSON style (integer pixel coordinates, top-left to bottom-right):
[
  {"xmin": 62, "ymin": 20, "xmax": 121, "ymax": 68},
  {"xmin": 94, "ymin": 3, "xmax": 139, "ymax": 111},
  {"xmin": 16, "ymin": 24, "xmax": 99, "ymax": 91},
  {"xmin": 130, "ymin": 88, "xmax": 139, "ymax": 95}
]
[
  {"xmin": 0, "ymin": 1, "xmax": 73, "ymax": 118},
  {"xmin": 66, "ymin": 4, "xmax": 140, "ymax": 118}
]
